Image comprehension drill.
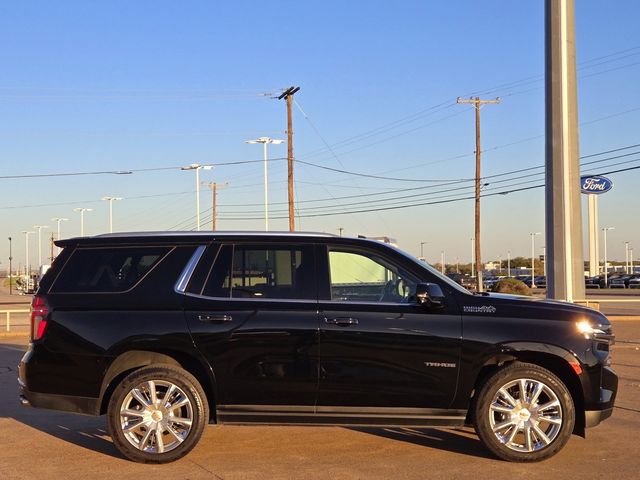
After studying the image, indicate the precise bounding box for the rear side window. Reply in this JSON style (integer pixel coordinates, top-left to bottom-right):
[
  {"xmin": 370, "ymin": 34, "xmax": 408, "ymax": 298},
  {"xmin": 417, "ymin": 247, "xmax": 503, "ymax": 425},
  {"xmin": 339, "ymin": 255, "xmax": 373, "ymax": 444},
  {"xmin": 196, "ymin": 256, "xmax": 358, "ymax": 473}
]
[
  {"xmin": 201, "ymin": 244, "xmax": 315, "ymax": 300},
  {"xmin": 51, "ymin": 246, "xmax": 171, "ymax": 293}
]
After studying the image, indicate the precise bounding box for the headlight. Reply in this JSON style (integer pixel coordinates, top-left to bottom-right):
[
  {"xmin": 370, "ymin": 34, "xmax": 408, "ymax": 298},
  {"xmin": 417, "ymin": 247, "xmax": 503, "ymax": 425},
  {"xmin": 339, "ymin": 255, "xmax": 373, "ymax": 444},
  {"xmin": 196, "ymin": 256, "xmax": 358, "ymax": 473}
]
[{"xmin": 576, "ymin": 320, "xmax": 606, "ymax": 338}]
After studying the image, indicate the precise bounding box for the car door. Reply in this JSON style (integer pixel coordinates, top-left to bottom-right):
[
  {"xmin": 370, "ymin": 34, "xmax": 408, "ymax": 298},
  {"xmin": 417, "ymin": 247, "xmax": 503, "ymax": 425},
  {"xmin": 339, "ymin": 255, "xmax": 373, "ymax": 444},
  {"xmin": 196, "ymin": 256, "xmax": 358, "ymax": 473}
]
[
  {"xmin": 317, "ymin": 244, "xmax": 462, "ymax": 411},
  {"xmin": 184, "ymin": 242, "xmax": 320, "ymax": 416}
]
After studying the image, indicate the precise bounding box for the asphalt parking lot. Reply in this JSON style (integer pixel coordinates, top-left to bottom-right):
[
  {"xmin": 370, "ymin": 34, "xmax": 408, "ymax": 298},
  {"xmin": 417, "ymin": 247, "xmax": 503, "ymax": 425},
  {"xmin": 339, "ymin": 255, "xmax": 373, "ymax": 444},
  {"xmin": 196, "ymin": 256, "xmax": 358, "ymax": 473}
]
[{"xmin": 0, "ymin": 321, "xmax": 639, "ymax": 480}]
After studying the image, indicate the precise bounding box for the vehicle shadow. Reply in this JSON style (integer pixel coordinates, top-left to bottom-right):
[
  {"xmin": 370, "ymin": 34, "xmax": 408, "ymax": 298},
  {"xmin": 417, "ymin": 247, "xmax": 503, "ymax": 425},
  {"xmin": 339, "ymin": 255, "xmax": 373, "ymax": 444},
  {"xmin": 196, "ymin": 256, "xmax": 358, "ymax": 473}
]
[
  {"xmin": 350, "ymin": 426, "xmax": 494, "ymax": 460},
  {"xmin": 0, "ymin": 341, "xmax": 123, "ymax": 460}
]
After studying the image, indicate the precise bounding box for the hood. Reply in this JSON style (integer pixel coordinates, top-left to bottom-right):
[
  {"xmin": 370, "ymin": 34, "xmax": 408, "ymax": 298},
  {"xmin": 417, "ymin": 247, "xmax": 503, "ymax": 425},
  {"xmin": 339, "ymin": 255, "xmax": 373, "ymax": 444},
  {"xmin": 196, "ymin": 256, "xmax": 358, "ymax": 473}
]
[{"xmin": 461, "ymin": 291, "xmax": 609, "ymax": 325}]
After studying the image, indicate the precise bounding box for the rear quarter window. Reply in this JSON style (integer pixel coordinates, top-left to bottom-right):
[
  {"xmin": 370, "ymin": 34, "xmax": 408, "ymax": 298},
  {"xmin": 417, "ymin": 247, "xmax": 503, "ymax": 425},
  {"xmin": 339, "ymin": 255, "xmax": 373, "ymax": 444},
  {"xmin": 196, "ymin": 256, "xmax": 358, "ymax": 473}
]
[{"xmin": 50, "ymin": 246, "xmax": 172, "ymax": 293}]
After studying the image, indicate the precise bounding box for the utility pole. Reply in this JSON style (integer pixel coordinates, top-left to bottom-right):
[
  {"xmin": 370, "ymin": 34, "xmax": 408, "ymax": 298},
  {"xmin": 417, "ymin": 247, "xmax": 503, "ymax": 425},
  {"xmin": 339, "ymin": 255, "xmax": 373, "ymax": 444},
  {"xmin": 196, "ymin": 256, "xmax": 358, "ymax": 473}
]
[
  {"xmin": 8, "ymin": 237, "xmax": 12, "ymax": 295},
  {"xmin": 457, "ymin": 96, "xmax": 500, "ymax": 293},
  {"xmin": 277, "ymin": 86, "xmax": 300, "ymax": 232},
  {"xmin": 202, "ymin": 182, "xmax": 228, "ymax": 231}
]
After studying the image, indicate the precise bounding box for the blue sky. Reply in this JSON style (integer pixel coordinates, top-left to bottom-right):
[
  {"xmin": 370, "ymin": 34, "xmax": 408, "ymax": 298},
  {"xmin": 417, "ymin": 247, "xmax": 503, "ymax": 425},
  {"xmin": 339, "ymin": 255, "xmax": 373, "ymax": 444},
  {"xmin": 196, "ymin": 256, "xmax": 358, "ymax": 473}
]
[{"xmin": 1, "ymin": 0, "xmax": 639, "ymax": 269}]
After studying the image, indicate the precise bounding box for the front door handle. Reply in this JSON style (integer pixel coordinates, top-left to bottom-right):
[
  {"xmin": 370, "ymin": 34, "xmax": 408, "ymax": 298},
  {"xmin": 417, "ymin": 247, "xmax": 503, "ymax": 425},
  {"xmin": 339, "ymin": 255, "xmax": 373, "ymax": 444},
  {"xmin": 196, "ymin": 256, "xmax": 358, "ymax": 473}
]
[
  {"xmin": 198, "ymin": 314, "xmax": 233, "ymax": 323},
  {"xmin": 324, "ymin": 317, "xmax": 359, "ymax": 326}
]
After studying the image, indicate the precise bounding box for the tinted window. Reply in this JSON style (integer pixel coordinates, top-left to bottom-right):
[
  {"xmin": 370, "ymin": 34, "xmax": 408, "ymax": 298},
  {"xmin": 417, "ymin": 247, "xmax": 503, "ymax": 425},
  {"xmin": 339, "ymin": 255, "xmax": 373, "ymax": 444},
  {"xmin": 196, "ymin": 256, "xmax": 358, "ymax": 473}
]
[
  {"xmin": 51, "ymin": 246, "xmax": 170, "ymax": 293},
  {"xmin": 329, "ymin": 249, "xmax": 417, "ymax": 303},
  {"xmin": 202, "ymin": 245, "xmax": 315, "ymax": 300}
]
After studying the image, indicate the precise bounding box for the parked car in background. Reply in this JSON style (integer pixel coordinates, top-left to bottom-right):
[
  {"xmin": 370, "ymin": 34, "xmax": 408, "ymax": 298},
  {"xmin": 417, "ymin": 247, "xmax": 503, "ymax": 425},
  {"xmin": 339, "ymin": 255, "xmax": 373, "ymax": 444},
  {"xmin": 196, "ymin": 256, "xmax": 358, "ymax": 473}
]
[
  {"xmin": 585, "ymin": 276, "xmax": 602, "ymax": 289},
  {"xmin": 629, "ymin": 275, "xmax": 640, "ymax": 289},
  {"xmin": 610, "ymin": 274, "xmax": 640, "ymax": 288}
]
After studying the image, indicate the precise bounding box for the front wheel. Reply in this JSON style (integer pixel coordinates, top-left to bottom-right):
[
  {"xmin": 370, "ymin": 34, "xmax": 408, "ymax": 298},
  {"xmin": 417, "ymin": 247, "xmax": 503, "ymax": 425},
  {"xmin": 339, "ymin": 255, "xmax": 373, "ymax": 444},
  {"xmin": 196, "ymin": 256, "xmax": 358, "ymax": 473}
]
[
  {"xmin": 107, "ymin": 364, "xmax": 209, "ymax": 463},
  {"xmin": 474, "ymin": 362, "xmax": 575, "ymax": 462}
]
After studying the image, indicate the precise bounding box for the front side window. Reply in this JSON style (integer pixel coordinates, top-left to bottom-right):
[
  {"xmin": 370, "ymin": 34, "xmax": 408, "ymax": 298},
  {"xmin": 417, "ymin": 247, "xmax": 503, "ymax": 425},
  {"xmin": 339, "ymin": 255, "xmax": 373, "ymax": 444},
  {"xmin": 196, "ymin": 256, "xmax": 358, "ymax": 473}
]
[
  {"xmin": 202, "ymin": 245, "xmax": 315, "ymax": 300},
  {"xmin": 51, "ymin": 246, "xmax": 170, "ymax": 293},
  {"xmin": 329, "ymin": 249, "xmax": 418, "ymax": 303}
]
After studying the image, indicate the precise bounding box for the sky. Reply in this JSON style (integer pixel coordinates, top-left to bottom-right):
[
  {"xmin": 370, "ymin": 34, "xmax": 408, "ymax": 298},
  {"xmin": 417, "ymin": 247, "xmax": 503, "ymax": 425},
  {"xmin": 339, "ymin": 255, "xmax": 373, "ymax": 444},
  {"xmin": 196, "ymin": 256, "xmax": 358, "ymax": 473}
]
[{"xmin": 1, "ymin": 0, "xmax": 639, "ymax": 270}]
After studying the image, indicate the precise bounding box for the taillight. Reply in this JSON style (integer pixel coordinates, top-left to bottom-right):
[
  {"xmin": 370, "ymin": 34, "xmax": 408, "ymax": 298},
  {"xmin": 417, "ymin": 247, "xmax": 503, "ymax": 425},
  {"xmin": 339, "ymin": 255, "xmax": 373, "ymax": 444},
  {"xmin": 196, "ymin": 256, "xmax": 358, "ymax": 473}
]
[{"xmin": 30, "ymin": 295, "xmax": 49, "ymax": 341}]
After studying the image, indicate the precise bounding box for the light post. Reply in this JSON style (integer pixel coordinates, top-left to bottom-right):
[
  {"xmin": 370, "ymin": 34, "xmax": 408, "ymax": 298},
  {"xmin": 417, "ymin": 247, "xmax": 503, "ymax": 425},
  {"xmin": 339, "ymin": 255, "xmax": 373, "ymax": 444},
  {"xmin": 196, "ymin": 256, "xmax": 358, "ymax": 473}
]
[
  {"xmin": 8, "ymin": 237, "xmax": 12, "ymax": 295},
  {"xmin": 631, "ymin": 247, "xmax": 634, "ymax": 273},
  {"xmin": 456, "ymin": 257, "xmax": 460, "ymax": 274},
  {"xmin": 530, "ymin": 232, "xmax": 541, "ymax": 288},
  {"xmin": 101, "ymin": 197, "xmax": 123, "ymax": 233},
  {"xmin": 51, "ymin": 218, "xmax": 68, "ymax": 256},
  {"xmin": 507, "ymin": 250, "xmax": 511, "ymax": 278},
  {"xmin": 542, "ymin": 246, "xmax": 547, "ymax": 278},
  {"xmin": 602, "ymin": 227, "xmax": 615, "ymax": 287},
  {"xmin": 625, "ymin": 241, "xmax": 630, "ymax": 274},
  {"xmin": 497, "ymin": 255, "xmax": 502, "ymax": 274},
  {"xmin": 74, "ymin": 208, "xmax": 93, "ymax": 236},
  {"xmin": 33, "ymin": 225, "xmax": 48, "ymax": 267},
  {"xmin": 21, "ymin": 230, "xmax": 34, "ymax": 285},
  {"xmin": 181, "ymin": 164, "xmax": 213, "ymax": 231},
  {"xmin": 420, "ymin": 241, "xmax": 425, "ymax": 258},
  {"xmin": 245, "ymin": 137, "xmax": 284, "ymax": 231},
  {"xmin": 338, "ymin": 227, "xmax": 344, "ymax": 237},
  {"xmin": 441, "ymin": 251, "xmax": 446, "ymax": 275}
]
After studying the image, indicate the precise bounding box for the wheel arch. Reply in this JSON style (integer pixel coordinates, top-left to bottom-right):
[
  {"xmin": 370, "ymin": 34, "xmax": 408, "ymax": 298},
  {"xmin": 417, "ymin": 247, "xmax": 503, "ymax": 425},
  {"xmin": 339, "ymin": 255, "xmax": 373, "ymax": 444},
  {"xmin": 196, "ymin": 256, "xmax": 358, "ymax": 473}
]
[
  {"xmin": 99, "ymin": 349, "xmax": 217, "ymax": 422},
  {"xmin": 466, "ymin": 344, "xmax": 585, "ymax": 436}
]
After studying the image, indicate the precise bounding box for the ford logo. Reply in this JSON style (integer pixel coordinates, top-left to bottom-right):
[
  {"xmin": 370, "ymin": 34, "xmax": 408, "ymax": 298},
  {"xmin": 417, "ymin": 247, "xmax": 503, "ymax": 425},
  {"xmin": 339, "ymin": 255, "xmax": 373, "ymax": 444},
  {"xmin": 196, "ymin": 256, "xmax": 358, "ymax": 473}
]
[{"xmin": 580, "ymin": 175, "xmax": 613, "ymax": 194}]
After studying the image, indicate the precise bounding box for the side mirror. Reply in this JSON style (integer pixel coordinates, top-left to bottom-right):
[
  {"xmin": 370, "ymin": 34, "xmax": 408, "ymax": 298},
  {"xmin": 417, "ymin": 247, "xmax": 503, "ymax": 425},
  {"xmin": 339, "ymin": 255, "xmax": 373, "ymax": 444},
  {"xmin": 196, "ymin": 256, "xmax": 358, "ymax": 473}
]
[{"xmin": 415, "ymin": 282, "xmax": 445, "ymax": 308}]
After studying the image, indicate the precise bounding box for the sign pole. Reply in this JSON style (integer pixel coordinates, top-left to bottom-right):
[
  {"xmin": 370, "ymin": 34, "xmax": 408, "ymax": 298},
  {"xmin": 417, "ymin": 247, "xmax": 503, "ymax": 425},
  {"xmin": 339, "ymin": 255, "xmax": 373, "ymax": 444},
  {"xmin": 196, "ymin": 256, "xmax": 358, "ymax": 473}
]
[{"xmin": 588, "ymin": 195, "xmax": 599, "ymax": 277}]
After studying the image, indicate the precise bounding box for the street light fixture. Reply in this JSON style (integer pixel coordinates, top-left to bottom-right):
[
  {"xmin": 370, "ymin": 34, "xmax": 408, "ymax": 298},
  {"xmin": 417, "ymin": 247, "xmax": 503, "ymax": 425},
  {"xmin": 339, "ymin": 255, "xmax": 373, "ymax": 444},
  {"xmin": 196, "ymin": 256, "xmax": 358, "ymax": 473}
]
[
  {"xmin": 73, "ymin": 208, "xmax": 94, "ymax": 236},
  {"xmin": 51, "ymin": 218, "xmax": 69, "ymax": 256},
  {"xmin": 33, "ymin": 225, "xmax": 48, "ymax": 267},
  {"xmin": 181, "ymin": 164, "xmax": 213, "ymax": 231},
  {"xmin": 245, "ymin": 137, "xmax": 284, "ymax": 231},
  {"xmin": 602, "ymin": 227, "xmax": 615, "ymax": 287},
  {"xmin": 530, "ymin": 232, "xmax": 541, "ymax": 288},
  {"xmin": 101, "ymin": 197, "xmax": 123, "ymax": 233}
]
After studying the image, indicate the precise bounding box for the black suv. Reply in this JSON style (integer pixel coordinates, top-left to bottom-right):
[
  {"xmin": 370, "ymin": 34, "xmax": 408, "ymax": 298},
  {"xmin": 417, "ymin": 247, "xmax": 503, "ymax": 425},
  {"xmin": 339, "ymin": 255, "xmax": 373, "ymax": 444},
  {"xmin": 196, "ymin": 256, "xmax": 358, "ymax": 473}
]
[{"xmin": 18, "ymin": 232, "xmax": 617, "ymax": 463}]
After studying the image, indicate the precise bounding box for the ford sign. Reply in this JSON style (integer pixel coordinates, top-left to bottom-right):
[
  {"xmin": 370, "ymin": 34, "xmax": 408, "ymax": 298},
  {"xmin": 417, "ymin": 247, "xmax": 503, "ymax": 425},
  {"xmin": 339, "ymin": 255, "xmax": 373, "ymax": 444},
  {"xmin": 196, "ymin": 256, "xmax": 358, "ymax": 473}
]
[{"xmin": 580, "ymin": 175, "xmax": 613, "ymax": 194}]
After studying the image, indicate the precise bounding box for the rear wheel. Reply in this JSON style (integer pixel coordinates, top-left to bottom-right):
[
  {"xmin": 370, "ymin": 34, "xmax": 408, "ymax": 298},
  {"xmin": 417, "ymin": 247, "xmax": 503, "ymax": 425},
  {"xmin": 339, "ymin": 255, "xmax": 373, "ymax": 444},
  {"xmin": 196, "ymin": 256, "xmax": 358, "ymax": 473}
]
[
  {"xmin": 474, "ymin": 362, "xmax": 575, "ymax": 462},
  {"xmin": 107, "ymin": 364, "xmax": 209, "ymax": 463}
]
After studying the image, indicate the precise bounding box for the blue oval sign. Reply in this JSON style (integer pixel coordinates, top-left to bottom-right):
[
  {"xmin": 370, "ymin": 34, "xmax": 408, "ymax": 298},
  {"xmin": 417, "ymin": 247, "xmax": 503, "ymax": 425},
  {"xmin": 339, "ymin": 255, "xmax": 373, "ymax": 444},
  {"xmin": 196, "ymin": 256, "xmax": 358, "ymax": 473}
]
[{"xmin": 580, "ymin": 175, "xmax": 613, "ymax": 194}]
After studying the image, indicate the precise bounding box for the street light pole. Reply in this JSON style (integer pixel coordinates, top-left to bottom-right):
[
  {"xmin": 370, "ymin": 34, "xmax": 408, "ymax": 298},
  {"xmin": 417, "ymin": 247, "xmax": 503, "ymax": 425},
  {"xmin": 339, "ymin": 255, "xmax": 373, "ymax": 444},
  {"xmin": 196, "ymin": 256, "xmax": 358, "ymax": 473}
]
[
  {"xmin": 181, "ymin": 164, "xmax": 213, "ymax": 231},
  {"xmin": 420, "ymin": 242, "xmax": 425, "ymax": 258},
  {"xmin": 631, "ymin": 247, "xmax": 634, "ymax": 273},
  {"xmin": 530, "ymin": 232, "xmax": 541, "ymax": 288},
  {"xmin": 21, "ymin": 230, "xmax": 34, "ymax": 284},
  {"xmin": 73, "ymin": 208, "xmax": 93, "ymax": 236},
  {"xmin": 102, "ymin": 197, "xmax": 123, "ymax": 233},
  {"xmin": 497, "ymin": 255, "xmax": 502, "ymax": 274},
  {"xmin": 8, "ymin": 237, "xmax": 12, "ymax": 295},
  {"xmin": 51, "ymin": 218, "xmax": 68, "ymax": 256},
  {"xmin": 245, "ymin": 137, "xmax": 284, "ymax": 231},
  {"xmin": 542, "ymin": 246, "xmax": 547, "ymax": 278},
  {"xmin": 441, "ymin": 251, "xmax": 445, "ymax": 274},
  {"xmin": 33, "ymin": 225, "xmax": 48, "ymax": 267},
  {"xmin": 507, "ymin": 250, "xmax": 511, "ymax": 278},
  {"xmin": 625, "ymin": 241, "xmax": 630, "ymax": 274},
  {"xmin": 602, "ymin": 227, "xmax": 615, "ymax": 287}
]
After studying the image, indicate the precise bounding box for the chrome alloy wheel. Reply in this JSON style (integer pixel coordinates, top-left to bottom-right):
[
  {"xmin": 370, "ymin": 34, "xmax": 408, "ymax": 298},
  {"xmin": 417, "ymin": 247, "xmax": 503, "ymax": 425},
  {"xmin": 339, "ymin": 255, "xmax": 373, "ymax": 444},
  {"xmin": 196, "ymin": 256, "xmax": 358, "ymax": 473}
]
[
  {"xmin": 489, "ymin": 378, "xmax": 563, "ymax": 453},
  {"xmin": 119, "ymin": 380, "xmax": 194, "ymax": 454}
]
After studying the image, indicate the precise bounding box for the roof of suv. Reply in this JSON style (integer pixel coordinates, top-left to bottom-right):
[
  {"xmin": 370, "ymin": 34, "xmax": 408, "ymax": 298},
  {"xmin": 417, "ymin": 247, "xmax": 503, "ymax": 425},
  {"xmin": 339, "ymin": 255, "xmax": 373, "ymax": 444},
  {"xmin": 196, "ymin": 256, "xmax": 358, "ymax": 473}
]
[{"xmin": 55, "ymin": 230, "xmax": 352, "ymax": 247}]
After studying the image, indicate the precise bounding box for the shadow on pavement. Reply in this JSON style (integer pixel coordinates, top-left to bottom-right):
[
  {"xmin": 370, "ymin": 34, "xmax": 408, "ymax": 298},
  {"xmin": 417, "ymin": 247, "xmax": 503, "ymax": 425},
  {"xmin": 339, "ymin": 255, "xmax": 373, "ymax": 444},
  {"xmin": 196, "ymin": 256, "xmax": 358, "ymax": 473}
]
[
  {"xmin": 0, "ymin": 341, "xmax": 123, "ymax": 460},
  {"xmin": 350, "ymin": 426, "xmax": 494, "ymax": 459}
]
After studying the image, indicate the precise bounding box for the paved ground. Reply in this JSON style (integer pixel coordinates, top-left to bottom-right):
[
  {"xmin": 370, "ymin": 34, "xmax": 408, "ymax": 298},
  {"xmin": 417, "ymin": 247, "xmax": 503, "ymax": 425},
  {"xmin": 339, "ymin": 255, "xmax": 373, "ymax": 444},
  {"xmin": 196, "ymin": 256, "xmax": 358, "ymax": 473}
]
[{"xmin": 1, "ymin": 322, "xmax": 639, "ymax": 479}]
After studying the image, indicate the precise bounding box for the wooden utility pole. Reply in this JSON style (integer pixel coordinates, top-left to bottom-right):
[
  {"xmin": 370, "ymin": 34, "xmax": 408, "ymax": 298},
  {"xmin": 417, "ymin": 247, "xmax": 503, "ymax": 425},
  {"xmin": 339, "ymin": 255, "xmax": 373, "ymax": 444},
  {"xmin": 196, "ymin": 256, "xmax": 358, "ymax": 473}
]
[
  {"xmin": 202, "ymin": 182, "xmax": 228, "ymax": 231},
  {"xmin": 277, "ymin": 86, "xmax": 300, "ymax": 231},
  {"xmin": 457, "ymin": 96, "xmax": 501, "ymax": 292}
]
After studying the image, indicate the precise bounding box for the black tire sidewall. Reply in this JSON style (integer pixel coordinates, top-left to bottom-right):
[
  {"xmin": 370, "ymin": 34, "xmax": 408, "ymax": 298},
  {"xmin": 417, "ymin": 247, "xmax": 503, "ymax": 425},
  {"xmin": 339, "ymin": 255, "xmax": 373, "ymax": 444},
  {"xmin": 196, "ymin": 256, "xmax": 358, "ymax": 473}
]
[
  {"xmin": 474, "ymin": 363, "xmax": 575, "ymax": 462},
  {"xmin": 107, "ymin": 364, "xmax": 209, "ymax": 464}
]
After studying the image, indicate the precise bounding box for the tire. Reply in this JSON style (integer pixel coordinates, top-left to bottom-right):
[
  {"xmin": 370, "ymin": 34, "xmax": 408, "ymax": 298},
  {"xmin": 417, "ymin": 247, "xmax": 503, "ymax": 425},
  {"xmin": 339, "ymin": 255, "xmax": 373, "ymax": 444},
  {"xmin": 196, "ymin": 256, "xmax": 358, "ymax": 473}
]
[
  {"xmin": 107, "ymin": 364, "xmax": 209, "ymax": 463},
  {"xmin": 474, "ymin": 362, "xmax": 575, "ymax": 462}
]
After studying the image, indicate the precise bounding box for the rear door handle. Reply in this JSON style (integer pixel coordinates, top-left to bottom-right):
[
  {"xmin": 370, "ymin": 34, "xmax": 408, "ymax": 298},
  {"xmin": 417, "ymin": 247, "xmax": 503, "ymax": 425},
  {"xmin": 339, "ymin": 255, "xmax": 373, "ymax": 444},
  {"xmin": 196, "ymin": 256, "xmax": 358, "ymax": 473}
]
[
  {"xmin": 198, "ymin": 314, "xmax": 233, "ymax": 323},
  {"xmin": 324, "ymin": 317, "xmax": 359, "ymax": 326}
]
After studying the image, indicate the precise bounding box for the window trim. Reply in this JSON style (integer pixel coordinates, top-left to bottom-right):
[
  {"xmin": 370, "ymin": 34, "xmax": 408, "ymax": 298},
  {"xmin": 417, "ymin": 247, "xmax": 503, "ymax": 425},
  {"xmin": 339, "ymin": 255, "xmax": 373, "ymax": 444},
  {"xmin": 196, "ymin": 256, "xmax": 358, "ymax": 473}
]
[{"xmin": 175, "ymin": 245, "xmax": 207, "ymax": 293}]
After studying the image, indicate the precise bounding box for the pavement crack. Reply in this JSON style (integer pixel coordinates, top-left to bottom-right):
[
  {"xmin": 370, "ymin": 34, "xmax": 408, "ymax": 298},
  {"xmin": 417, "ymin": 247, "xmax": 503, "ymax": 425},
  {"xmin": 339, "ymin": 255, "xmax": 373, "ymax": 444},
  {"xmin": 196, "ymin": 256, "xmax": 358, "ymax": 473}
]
[{"xmin": 187, "ymin": 459, "xmax": 225, "ymax": 479}]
